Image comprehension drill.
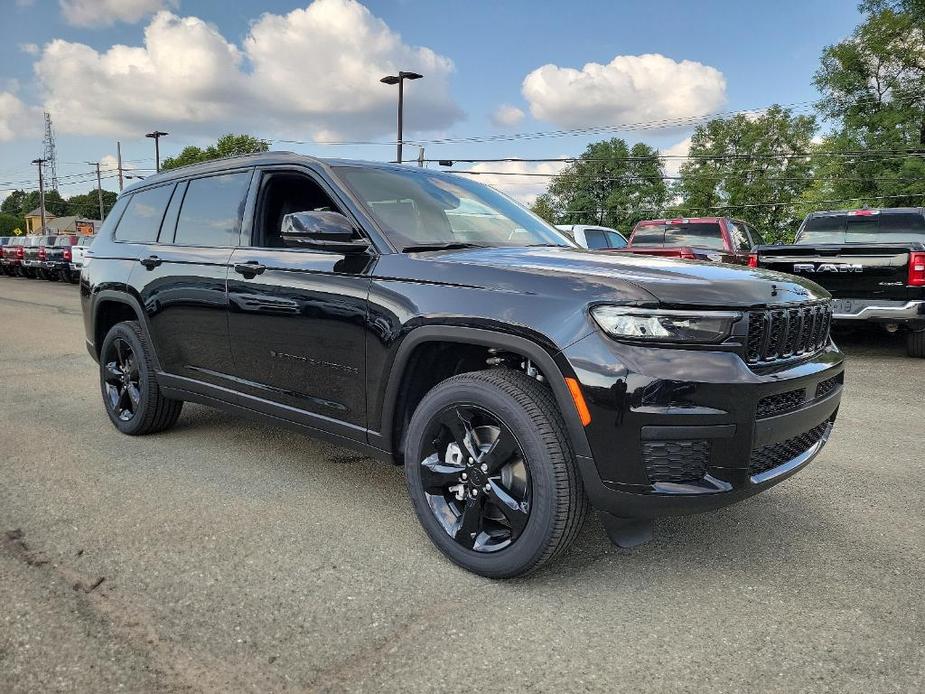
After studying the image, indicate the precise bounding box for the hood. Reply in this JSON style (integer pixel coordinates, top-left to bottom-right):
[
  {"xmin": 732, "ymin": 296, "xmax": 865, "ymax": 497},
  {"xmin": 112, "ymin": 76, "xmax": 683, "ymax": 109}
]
[{"xmin": 417, "ymin": 246, "xmax": 829, "ymax": 307}]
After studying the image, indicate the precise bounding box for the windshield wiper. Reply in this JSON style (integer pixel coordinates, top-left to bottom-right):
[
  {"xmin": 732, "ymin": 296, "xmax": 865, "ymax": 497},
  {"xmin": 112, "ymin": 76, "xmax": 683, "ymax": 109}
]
[{"xmin": 401, "ymin": 242, "xmax": 488, "ymax": 253}]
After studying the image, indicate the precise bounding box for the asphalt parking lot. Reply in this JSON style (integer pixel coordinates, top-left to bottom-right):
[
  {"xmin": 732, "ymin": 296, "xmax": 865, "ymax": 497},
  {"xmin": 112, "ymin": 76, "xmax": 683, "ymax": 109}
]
[{"xmin": 0, "ymin": 278, "xmax": 922, "ymax": 693}]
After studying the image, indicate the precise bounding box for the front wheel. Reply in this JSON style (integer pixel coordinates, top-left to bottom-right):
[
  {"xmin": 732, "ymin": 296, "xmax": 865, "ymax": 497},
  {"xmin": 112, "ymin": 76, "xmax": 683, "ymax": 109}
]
[
  {"xmin": 99, "ymin": 321, "xmax": 183, "ymax": 435},
  {"xmin": 404, "ymin": 369, "xmax": 587, "ymax": 578}
]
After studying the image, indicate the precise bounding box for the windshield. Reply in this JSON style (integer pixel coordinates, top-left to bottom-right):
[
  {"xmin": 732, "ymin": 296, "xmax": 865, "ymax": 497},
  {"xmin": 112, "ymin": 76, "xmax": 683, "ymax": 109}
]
[
  {"xmin": 797, "ymin": 212, "xmax": 925, "ymax": 243},
  {"xmin": 334, "ymin": 166, "xmax": 573, "ymax": 250}
]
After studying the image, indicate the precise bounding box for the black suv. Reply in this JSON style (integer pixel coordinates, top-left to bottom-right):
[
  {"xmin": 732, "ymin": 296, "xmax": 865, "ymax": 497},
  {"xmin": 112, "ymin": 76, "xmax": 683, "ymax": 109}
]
[{"xmin": 81, "ymin": 153, "xmax": 845, "ymax": 578}]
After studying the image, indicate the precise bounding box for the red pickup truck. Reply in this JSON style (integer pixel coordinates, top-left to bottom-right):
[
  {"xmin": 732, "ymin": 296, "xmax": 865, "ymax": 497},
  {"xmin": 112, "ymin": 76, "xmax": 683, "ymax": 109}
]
[{"xmin": 623, "ymin": 217, "xmax": 765, "ymax": 265}]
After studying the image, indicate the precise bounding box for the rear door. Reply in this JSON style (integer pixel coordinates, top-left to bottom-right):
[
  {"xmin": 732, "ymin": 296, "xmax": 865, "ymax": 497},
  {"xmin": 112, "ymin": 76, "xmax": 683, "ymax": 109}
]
[
  {"xmin": 126, "ymin": 169, "xmax": 255, "ymax": 387},
  {"xmin": 225, "ymin": 166, "xmax": 373, "ymax": 433}
]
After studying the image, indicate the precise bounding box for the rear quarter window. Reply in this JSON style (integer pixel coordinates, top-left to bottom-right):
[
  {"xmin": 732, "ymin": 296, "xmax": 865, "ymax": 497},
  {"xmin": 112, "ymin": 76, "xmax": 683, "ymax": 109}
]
[
  {"xmin": 114, "ymin": 184, "xmax": 175, "ymax": 243},
  {"xmin": 583, "ymin": 229, "xmax": 608, "ymax": 249},
  {"xmin": 173, "ymin": 172, "xmax": 251, "ymax": 247}
]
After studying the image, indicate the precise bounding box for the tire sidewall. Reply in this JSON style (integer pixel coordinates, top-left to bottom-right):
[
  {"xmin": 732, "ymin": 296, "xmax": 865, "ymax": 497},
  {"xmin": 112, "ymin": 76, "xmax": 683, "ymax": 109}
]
[
  {"xmin": 404, "ymin": 376, "xmax": 560, "ymax": 577},
  {"xmin": 99, "ymin": 322, "xmax": 153, "ymax": 435}
]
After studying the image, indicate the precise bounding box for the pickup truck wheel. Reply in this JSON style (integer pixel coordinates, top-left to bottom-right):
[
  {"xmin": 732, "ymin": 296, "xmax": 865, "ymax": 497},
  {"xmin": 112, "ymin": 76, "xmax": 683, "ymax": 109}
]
[
  {"xmin": 907, "ymin": 329, "xmax": 925, "ymax": 358},
  {"xmin": 99, "ymin": 321, "xmax": 183, "ymax": 435},
  {"xmin": 404, "ymin": 369, "xmax": 586, "ymax": 578}
]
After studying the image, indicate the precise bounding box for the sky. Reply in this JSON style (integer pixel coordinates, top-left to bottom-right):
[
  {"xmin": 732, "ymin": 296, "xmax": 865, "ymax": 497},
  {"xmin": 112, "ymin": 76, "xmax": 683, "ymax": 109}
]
[{"xmin": 0, "ymin": 0, "xmax": 863, "ymax": 206}]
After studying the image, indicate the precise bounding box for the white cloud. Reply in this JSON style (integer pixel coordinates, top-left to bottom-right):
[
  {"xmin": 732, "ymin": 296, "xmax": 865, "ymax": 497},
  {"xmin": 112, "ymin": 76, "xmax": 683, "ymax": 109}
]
[
  {"xmin": 491, "ymin": 104, "xmax": 525, "ymax": 128},
  {"xmin": 59, "ymin": 0, "xmax": 178, "ymax": 27},
  {"xmin": 0, "ymin": 91, "xmax": 39, "ymax": 142},
  {"xmin": 19, "ymin": 43, "xmax": 39, "ymax": 55},
  {"xmin": 459, "ymin": 159, "xmax": 567, "ymax": 206},
  {"xmin": 34, "ymin": 1, "xmax": 462, "ymax": 141},
  {"xmin": 661, "ymin": 136, "xmax": 691, "ymax": 178},
  {"xmin": 522, "ymin": 53, "xmax": 726, "ymax": 130}
]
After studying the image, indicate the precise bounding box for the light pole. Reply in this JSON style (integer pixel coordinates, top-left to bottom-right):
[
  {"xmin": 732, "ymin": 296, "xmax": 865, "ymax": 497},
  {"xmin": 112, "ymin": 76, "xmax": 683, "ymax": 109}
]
[
  {"xmin": 380, "ymin": 71, "xmax": 422, "ymax": 164},
  {"xmin": 87, "ymin": 161, "xmax": 104, "ymax": 220},
  {"xmin": 145, "ymin": 130, "xmax": 168, "ymax": 172},
  {"xmin": 31, "ymin": 158, "xmax": 47, "ymax": 233}
]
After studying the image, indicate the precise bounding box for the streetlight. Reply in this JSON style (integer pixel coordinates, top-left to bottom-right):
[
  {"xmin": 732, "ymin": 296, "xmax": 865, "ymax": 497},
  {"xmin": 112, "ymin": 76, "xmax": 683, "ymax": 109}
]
[
  {"xmin": 380, "ymin": 71, "xmax": 422, "ymax": 164},
  {"xmin": 145, "ymin": 130, "xmax": 168, "ymax": 172}
]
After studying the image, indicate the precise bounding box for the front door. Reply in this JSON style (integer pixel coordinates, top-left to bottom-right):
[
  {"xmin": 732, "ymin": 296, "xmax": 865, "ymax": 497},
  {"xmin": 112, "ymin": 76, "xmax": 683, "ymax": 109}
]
[{"xmin": 225, "ymin": 168, "xmax": 374, "ymax": 434}]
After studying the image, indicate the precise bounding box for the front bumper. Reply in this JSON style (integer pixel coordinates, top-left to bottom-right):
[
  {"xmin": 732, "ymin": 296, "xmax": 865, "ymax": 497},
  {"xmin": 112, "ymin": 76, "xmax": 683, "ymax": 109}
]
[{"xmin": 559, "ymin": 333, "xmax": 844, "ymax": 518}]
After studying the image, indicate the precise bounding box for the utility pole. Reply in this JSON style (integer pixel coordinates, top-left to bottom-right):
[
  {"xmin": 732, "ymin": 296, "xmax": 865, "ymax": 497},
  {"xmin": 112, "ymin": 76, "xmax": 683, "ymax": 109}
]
[
  {"xmin": 31, "ymin": 158, "xmax": 47, "ymax": 234},
  {"xmin": 417, "ymin": 146, "xmax": 425, "ymax": 167},
  {"xmin": 116, "ymin": 141, "xmax": 124, "ymax": 191},
  {"xmin": 88, "ymin": 161, "xmax": 104, "ymax": 220},
  {"xmin": 145, "ymin": 130, "xmax": 168, "ymax": 172},
  {"xmin": 380, "ymin": 71, "xmax": 423, "ymax": 164}
]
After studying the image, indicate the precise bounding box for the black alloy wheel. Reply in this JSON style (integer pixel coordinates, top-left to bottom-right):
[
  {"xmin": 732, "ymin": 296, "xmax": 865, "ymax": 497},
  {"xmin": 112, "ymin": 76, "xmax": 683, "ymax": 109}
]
[
  {"xmin": 98, "ymin": 321, "xmax": 183, "ymax": 435},
  {"xmin": 102, "ymin": 337, "xmax": 141, "ymax": 422},
  {"xmin": 405, "ymin": 369, "xmax": 587, "ymax": 578},
  {"xmin": 420, "ymin": 404, "xmax": 531, "ymax": 553}
]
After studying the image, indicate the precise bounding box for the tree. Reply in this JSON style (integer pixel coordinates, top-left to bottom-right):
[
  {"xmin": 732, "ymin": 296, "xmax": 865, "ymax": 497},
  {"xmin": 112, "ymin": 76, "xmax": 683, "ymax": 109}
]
[
  {"xmin": 806, "ymin": 0, "xmax": 925, "ymax": 208},
  {"xmin": 0, "ymin": 212, "xmax": 25, "ymax": 236},
  {"xmin": 674, "ymin": 105, "xmax": 817, "ymax": 242},
  {"xmin": 1, "ymin": 190, "xmax": 27, "ymax": 216},
  {"xmin": 161, "ymin": 133, "xmax": 270, "ymax": 171},
  {"xmin": 66, "ymin": 189, "xmax": 118, "ymax": 219},
  {"xmin": 535, "ymin": 138, "xmax": 670, "ymax": 232}
]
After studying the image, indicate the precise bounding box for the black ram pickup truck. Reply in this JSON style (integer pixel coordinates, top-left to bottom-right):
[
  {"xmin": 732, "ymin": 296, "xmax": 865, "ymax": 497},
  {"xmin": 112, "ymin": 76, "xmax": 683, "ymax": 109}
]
[
  {"xmin": 756, "ymin": 208, "xmax": 925, "ymax": 357},
  {"xmin": 80, "ymin": 153, "xmax": 845, "ymax": 577}
]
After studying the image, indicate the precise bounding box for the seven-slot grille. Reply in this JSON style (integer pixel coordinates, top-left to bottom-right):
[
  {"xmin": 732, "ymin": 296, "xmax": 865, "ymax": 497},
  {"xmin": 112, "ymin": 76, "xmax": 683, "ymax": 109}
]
[{"xmin": 746, "ymin": 302, "xmax": 832, "ymax": 364}]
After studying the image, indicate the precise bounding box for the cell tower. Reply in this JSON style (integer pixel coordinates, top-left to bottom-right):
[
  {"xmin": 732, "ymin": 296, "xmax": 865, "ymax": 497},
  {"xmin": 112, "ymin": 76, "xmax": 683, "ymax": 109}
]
[{"xmin": 42, "ymin": 112, "xmax": 59, "ymax": 191}]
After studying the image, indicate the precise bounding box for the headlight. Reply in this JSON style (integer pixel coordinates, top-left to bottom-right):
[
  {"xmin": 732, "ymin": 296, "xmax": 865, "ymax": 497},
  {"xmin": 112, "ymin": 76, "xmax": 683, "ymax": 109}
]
[{"xmin": 591, "ymin": 306, "xmax": 741, "ymax": 344}]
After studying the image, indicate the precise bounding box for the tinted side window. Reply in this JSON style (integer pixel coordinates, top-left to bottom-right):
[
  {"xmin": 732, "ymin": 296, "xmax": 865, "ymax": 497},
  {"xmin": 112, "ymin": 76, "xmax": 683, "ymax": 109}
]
[
  {"xmin": 726, "ymin": 220, "xmax": 751, "ymax": 251},
  {"xmin": 604, "ymin": 230, "xmax": 627, "ymax": 248},
  {"xmin": 114, "ymin": 185, "xmax": 175, "ymax": 243},
  {"xmin": 174, "ymin": 172, "xmax": 251, "ymax": 247},
  {"xmin": 584, "ymin": 229, "xmax": 608, "ymax": 249}
]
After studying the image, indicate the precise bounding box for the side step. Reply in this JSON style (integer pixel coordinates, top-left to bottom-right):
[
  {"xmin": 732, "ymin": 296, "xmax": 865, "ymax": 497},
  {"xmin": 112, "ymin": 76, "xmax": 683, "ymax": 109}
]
[{"xmin": 599, "ymin": 513, "xmax": 654, "ymax": 548}]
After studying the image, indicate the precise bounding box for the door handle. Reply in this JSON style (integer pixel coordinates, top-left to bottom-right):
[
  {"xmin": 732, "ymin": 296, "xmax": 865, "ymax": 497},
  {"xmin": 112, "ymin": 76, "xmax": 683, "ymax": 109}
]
[
  {"xmin": 139, "ymin": 255, "xmax": 162, "ymax": 270},
  {"xmin": 234, "ymin": 261, "xmax": 267, "ymax": 278}
]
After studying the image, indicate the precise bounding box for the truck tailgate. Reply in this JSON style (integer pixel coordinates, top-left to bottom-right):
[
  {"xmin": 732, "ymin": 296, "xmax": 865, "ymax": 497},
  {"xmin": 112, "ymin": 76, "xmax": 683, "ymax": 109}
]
[{"xmin": 757, "ymin": 243, "xmax": 922, "ymax": 300}]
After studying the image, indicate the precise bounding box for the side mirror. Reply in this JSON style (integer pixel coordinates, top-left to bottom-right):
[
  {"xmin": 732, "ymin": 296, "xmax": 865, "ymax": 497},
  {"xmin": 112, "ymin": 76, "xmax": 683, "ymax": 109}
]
[{"xmin": 280, "ymin": 211, "xmax": 371, "ymax": 253}]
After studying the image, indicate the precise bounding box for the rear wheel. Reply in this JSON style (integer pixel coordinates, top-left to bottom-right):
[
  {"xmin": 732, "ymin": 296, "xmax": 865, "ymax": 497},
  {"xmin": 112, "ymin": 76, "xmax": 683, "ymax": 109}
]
[
  {"xmin": 46, "ymin": 269, "xmax": 58, "ymax": 281},
  {"xmin": 404, "ymin": 369, "xmax": 586, "ymax": 578},
  {"xmin": 908, "ymin": 329, "xmax": 925, "ymax": 358},
  {"xmin": 99, "ymin": 321, "xmax": 183, "ymax": 435}
]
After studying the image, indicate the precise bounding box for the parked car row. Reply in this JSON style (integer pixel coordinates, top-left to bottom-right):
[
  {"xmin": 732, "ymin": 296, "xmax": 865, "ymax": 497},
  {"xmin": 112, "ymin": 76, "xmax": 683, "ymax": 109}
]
[{"xmin": 0, "ymin": 234, "xmax": 94, "ymax": 283}]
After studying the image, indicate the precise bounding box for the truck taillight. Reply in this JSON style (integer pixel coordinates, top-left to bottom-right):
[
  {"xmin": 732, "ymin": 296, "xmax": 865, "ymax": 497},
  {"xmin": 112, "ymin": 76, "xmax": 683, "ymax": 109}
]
[
  {"xmin": 63, "ymin": 247, "xmax": 72, "ymax": 261},
  {"xmin": 17, "ymin": 247, "xmax": 24, "ymax": 259},
  {"xmin": 679, "ymin": 250, "xmax": 696, "ymax": 260},
  {"xmin": 39, "ymin": 247, "xmax": 46, "ymax": 260},
  {"xmin": 909, "ymin": 252, "xmax": 925, "ymax": 286},
  {"xmin": 747, "ymin": 253, "xmax": 758, "ymax": 268}
]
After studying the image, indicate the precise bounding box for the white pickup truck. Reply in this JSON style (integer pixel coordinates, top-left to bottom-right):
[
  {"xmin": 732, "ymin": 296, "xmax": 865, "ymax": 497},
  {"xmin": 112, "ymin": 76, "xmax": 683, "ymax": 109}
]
[{"xmin": 67, "ymin": 235, "xmax": 95, "ymax": 283}]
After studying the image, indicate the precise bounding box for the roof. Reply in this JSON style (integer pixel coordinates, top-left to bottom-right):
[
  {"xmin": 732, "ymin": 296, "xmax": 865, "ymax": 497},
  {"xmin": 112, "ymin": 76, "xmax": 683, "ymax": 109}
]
[
  {"xmin": 121, "ymin": 151, "xmax": 439, "ymax": 194},
  {"xmin": 807, "ymin": 207, "xmax": 924, "ymax": 217},
  {"xmin": 635, "ymin": 217, "xmax": 728, "ymax": 225},
  {"xmin": 25, "ymin": 207, "xmax": 57, "ymax": 218}
]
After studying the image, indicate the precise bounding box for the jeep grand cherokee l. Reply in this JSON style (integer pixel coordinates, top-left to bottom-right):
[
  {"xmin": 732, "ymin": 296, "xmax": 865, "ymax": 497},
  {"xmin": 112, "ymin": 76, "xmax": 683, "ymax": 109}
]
[{"xmin": 80, "ymin": 153, "xmax": 844, "ymax": 578}]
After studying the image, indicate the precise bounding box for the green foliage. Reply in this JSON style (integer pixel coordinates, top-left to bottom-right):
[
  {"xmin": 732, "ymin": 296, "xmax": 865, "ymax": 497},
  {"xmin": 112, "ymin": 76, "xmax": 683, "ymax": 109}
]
[
  {"xmin": 674, "ymin": 105, "xmax": 817, "ymax": 242},
  {"xmin": 0, "ymin": 212, "xmax": 25, "ymax": 236},
  {"xmin": 66, "ymin": 189, "xmax": 118, "ymax": 219},
  {"xmin": 161, "ymin": 134, "xmax": 270, "ymax": 171},
  {"xmin": 806, "ymin": 0, "xmax": 925, "ymax": 209},
  {"xmin": 530, "ymin": 194, "xmax": 557, "ymax": 223},
  {"xmin": 536, "ymin": 138, "xmax": 670, "ymax": 233}
]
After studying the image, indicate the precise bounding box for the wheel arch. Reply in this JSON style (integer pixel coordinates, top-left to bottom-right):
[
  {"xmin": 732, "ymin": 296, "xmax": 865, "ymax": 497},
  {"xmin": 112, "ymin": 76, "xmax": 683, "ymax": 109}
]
[
  {"xmin": 90, "ymin": 291, "xmax": 161, "ymax": 370},
  {"xmin": 376, "ymin": 326, "xmax": 593, "ymax": 462}
]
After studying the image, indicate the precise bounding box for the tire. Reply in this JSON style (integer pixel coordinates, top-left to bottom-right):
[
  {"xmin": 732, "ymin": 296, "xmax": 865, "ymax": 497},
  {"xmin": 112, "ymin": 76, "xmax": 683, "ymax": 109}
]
[
  {"xmin": 404, "ymin": 369, "xmax": 587, "ymax": 578},
  {"xmin": 46, "ymin": 270, "xmax": 59, "ymax": 281},
  {"xmin": 908, "ymin": 329, "xmax": 925, "ymax": 358},
  {"xmin": 99, "ymin": 320, "xmax": 183, "ymax": 435}
]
